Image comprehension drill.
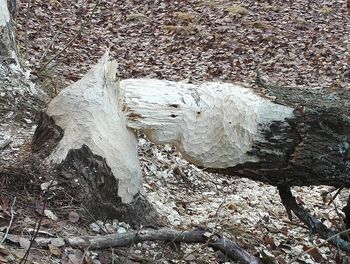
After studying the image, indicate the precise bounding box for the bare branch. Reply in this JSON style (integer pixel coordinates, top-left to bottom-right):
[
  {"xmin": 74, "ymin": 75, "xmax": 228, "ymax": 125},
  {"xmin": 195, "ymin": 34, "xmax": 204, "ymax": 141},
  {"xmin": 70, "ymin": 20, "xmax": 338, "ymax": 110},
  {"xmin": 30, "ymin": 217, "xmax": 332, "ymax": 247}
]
[
  {"xmin": 38, "ymin": 0, "xmax": 100, "ymax": 72},
  {"xmin": 1, "ymin": 228, "xmax": 261, "ymax": 264}
]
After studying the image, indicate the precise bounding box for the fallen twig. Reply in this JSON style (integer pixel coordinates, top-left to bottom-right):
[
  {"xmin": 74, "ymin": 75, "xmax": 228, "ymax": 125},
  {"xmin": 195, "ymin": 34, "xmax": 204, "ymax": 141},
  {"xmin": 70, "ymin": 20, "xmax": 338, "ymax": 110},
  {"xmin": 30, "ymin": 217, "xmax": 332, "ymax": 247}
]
[
  {"xmin": 328, "ymin": 187, "xmax": 343, "ymax": 205},
  {"xmin": 1, "ymin": 228, "xmax": 261, "ymax": 264},
  {"xmin": 20, "ymin": 178, "xmax": 58, "ymax": 264},
  {"xmin": 19, "ymin": 202, "xmax": 46, "ymax": 264},
  {"xmin": 287, "ymin": 228, "xmax": 350, "ymax": 264},
  {"xmin": 38, "ymin": 19, "xmax": 69, "ymax": 65},
  {"xmin": 68, "ymin": 228, "xmax": 261, "ymax": 264},
  {"xmin": 0, "ymin": 197, "xmax": 16, "ymax": 245},
  {"xmin": 278, "ymin": 185, "xmax": 350, "ymax": 253}
]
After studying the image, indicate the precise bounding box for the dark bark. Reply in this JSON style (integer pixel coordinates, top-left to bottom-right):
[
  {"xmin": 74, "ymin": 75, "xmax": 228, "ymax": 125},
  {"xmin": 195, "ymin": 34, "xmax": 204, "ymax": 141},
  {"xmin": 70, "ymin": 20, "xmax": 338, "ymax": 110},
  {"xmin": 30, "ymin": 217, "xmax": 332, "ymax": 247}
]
[
  {"xmin": 58, "ymin": 145, "xmax": 159, "ymax": 227},
  {"xmin": 343, "ymin": 195, "xmax": 350, "ymax": 230},
  {"xmin": 207, "ymin": 76, "xmax": 350, "ymax": 188}
]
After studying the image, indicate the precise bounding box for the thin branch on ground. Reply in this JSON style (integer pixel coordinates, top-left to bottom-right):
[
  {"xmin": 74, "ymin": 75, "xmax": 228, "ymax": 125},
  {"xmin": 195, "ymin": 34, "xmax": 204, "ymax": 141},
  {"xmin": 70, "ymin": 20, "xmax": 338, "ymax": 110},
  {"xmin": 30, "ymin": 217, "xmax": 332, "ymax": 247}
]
[
  {"xmin": 79, "ymin": 245, "xmax": 91, "ymax": 264},
  {"xmin": 19, "ymin": 202, "xmax": 46, "ymax": 264},
  {"xmin": 278, "ymin": 185, "xmax": 350, "ymax": 253},
  {"xmin": 287, "ymin": 228, "xmax": 350, "ymax": 264},
  {"xmin": 67, "ymin": 228, "xmax": 261, "ymax": 264},
  {"xmin": 2, "ymin": 228, "xmax": 261, "ymax": 264},
  {"xmin": 0, "ymin": 197, "xmax": 16, "ymax": 245},
  {"xmin": 19, "ymin": 178, "xmax": 57, "ymax": 264},
  {"xmin": 328, "ymin": 188, "xmax": 343, "ymax": 205},
  {"xmin": 0, "ymin": 139, "xmax": 12, "ymax": 151},
  {"xmin": 38, "ymin": 0, "xmax": 100, "ymax": 72}
]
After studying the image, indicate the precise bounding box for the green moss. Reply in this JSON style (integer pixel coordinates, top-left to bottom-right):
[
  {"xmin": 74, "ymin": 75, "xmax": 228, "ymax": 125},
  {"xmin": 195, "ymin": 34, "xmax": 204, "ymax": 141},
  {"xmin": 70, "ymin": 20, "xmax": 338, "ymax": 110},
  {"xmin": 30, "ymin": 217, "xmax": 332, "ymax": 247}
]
[
  {"xmin": 162, "ymin": 25, "xmax": 196, "ymax": 33},
  {"xmin": 252, "ymin": 21, "xmax": 269, "ymax": 30},
  {"xmin": 225, "ymin": 5, "xmax": 250, "ymax": 15},
  {"xmin": 174, "ymin": 12, "xmax": 195, "ymax": 21},
  {"xmin": 318, "ymin": 6, "xmax": 333, "ymax": 14}
]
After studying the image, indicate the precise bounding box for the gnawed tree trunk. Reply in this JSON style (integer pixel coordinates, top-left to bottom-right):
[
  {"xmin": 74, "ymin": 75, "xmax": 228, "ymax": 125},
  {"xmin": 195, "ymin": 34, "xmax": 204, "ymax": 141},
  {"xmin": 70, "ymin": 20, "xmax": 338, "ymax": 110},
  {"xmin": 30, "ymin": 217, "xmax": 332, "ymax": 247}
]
[
  {"xmin": 2, "ymin": 0, "xmax": 349, "ymax": 232},
  {"xmin": 35, "ymin": 51, "xmax": 350, "ymax": 228},
  {"xmin": 32, "ymin": 54, "xmax": 159, "ymax": 227},
  {"xmin": 120, "ymin": 78, "xmax": 350, "ymax": 188}
]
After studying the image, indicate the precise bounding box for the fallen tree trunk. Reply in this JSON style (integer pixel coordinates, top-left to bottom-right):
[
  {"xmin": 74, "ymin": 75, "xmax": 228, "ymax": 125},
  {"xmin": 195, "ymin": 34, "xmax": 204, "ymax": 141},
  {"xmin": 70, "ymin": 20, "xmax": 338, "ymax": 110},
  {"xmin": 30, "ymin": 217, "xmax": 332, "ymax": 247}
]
[
  {"xmin": 33, "ymin": 52, "xmax": 350, "ymax": 227},
  {"xmin": 120, "ymin": 78, "xmax": 350, "ymax": 188}
]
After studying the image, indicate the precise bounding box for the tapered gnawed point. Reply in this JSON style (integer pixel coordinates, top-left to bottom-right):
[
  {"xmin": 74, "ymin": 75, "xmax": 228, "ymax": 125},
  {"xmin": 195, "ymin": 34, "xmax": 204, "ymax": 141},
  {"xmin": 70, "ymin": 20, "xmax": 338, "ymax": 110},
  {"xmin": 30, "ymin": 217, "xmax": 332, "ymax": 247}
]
[{"xmin": 120, "ymin": 79, "xmax": 294, "ymax": 168}]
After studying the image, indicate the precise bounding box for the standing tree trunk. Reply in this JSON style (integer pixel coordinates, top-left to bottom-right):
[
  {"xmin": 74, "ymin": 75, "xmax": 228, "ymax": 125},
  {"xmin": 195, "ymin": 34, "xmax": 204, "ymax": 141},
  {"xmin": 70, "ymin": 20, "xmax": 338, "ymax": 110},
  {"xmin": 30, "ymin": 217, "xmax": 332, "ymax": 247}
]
[
  {"xmin": 0, "ymin": 0, "xmax": 159, "ymax": 228},
  {"xmin": 0, "ymin": 0, "xmax": 42, "ymax": 167}
]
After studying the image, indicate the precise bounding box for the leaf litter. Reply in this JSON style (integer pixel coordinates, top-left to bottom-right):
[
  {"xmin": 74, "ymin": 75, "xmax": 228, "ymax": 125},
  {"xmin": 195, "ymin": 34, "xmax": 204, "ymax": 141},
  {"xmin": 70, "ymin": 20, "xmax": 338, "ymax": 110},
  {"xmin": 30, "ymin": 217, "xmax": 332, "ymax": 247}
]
[{"xmin": 0, "ymin": 0, "xmax": 348, "ymax": 263}]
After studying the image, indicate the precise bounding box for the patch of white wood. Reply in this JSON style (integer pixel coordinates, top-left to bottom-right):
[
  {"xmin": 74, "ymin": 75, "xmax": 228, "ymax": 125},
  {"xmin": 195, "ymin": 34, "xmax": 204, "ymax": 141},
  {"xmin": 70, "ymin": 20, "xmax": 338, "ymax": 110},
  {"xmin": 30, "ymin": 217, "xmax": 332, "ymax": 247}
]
[
  {"xmin": 47, "ymin": 51, "xmax": 142, "ymax": 203},
  {"xmin": 0, "ymin": 0, "xmax": 10, "ymax": 26},
  {"xmin": 121, "ymin": 79, "xmax": 294, "ymax": 168}
]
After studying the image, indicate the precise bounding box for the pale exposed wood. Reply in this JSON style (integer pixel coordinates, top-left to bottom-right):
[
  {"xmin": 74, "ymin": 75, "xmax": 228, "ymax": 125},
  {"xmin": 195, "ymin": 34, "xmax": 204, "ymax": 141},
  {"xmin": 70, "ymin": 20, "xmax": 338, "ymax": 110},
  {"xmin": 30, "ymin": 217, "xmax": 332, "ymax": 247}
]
[
  {"xmin": 46, "ymin": 52, "xmax": 142, "ymax": 203},
  {"xmin": 0, "ymin": 0, "xmax": 10, "ymax": 26},
  {"xmin": 120, "ymin": 79, "xmax": 294, "ymax": 168}
]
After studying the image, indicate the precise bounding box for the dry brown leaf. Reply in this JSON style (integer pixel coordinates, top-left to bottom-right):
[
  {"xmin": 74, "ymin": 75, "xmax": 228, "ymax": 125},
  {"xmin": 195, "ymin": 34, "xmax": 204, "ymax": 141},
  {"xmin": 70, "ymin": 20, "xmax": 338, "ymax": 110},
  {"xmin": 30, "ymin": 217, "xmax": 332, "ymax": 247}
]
[
  {"xmin": 302, "ymin": 245, "xmax": 323, "ymax": 262},
  {"xmin": 263, "ymin": 235, "xmax": 277, "ymax": 250},
  {"xmin": 68, "ymin": 211, "xmax": 80, "ymax": 223},
  {"xmin": 48, "ymin": 244, "xmax": 61, "ymax": 256}
]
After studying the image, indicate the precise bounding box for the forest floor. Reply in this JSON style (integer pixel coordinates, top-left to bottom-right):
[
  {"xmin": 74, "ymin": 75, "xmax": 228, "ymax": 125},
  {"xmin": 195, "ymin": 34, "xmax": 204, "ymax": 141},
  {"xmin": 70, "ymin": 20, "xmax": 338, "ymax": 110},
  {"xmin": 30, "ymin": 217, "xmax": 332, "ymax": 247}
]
[{"xmin": 1, "ymin": 0, "xmax": 350, "ymax": 263}]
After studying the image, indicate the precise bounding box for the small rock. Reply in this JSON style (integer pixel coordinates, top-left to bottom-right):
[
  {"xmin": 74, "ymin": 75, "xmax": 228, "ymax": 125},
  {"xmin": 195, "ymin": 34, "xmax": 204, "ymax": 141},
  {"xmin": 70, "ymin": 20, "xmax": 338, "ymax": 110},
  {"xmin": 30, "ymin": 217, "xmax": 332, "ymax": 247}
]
[
  {"xmin": 90, "ymin": 223, "xmax": 101, "ymax": 233},
  {"xmin": 40, "ymin": 180, "xmax": 58, "ymax": 191},
  {"xmin": 184, "ymin": 254, "xmax": 196, "ymax": 261},
  {"xmin": 51, "ymin": 238, "xmax": 65, "ymax": 247},
  {"xmin": 68, "ymin": 211, "xmax": 80, "ymax": 223}
]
